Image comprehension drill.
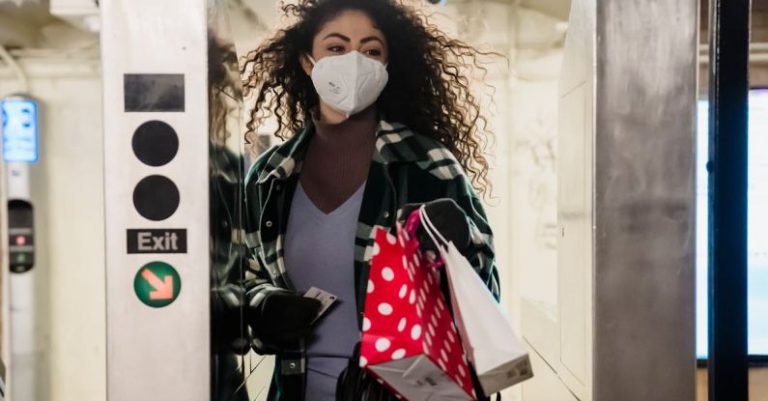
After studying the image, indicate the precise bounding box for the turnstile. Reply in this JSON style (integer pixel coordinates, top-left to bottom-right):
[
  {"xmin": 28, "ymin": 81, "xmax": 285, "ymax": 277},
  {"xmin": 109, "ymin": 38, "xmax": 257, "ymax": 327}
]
[{"xmin": 102, "ymin": 1, "xmax": 257, "ymax": 399}]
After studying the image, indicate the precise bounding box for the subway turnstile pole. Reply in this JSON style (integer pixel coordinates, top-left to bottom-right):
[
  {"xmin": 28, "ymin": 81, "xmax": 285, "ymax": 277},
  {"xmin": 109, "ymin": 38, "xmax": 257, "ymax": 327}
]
[{"xmin": 101, "ymin": 1, "xmax": 210, "ymax": 400}]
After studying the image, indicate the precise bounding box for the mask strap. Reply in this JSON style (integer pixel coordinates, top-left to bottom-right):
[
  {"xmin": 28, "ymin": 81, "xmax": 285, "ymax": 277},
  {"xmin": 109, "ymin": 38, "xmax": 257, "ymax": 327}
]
[{"xmin": 307, "ymin": 54, "xmax": 317, "ymax": 65}]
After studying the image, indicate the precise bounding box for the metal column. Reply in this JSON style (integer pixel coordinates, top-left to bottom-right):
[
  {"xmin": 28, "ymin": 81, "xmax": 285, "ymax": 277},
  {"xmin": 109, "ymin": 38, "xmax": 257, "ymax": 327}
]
[{"xmin": 523, "ymin": 0, "xmax": 699, "ymax": 399}]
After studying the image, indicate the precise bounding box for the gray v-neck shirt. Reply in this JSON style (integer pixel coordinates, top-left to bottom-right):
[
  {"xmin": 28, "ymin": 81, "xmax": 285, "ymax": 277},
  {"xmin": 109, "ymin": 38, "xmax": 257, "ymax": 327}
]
[{"xmin": 284, "ymin": 182, "xmax": 366, "ymax": 401}]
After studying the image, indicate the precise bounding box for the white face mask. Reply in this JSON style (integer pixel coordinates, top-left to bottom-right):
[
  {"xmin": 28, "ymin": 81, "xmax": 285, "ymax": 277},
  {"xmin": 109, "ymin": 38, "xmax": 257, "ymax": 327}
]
[{"xmin": 308, "ymin": 51, "xmax": 389, "ymax": 117}]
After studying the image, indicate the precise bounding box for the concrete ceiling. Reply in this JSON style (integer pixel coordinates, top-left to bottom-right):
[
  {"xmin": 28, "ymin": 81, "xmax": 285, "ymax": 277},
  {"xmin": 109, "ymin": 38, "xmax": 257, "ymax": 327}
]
[
  {"xmin": 0, "ymin": 0, "xmax": 98, "ymax": 51},
  {"xmin": 0, "ymin": 1, "xmax": 55, "ymax": 47},
  {"xmin": 0, "ymin": 0, "xmax": 572, "ymax": 49},
  {"xmin": 520, "ymin": 0, "xmax": 571, "ymax": 21},
  {"xmin": 239, "ymin": 0, "xmax": 573, "ymax": 23}
]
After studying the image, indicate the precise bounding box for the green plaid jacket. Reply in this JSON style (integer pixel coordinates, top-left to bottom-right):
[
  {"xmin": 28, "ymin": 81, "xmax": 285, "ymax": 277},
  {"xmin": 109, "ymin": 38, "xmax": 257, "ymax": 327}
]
[{"xmin": 243, "ymin": 119, "xmax": 499, "ymax": 401}]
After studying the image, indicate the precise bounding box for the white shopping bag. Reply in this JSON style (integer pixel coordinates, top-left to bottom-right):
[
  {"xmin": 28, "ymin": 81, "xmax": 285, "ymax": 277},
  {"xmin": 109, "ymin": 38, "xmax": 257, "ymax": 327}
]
[{"xmin": 420, "ymin": 207, "xmax": 534, "ymax": 396}]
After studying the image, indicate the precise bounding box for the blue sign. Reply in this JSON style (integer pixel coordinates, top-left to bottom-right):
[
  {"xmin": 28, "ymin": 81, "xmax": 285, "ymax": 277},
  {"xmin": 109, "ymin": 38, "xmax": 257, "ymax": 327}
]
[{"xmin": 1, "ymin": 99, "xmax": 39, "ymax": 163}]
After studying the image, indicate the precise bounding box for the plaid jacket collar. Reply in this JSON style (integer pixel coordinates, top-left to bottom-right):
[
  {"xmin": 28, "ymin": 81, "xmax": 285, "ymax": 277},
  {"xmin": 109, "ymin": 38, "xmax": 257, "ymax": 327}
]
[{"xmin": 255, "ymin": 119, "xmax": 423, "ymax": 185}]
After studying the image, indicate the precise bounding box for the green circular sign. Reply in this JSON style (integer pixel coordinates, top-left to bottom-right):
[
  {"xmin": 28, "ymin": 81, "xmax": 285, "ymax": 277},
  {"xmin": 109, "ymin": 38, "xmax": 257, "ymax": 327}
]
[{"xmin": 134, "ymin": 261, "xmax": 181, "ymax": 308}]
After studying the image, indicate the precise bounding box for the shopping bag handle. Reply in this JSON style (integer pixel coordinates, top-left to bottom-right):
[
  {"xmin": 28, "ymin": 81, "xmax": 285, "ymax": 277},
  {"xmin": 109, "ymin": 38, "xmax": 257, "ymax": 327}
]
[{"xmin": 419, "ymin": 204, "xmax": 449, "ymax": 250}]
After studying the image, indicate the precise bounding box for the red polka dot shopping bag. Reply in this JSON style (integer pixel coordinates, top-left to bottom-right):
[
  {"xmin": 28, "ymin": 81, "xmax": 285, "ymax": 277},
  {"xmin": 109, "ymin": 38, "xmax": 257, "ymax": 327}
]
[{"xmin": 361, "ymin": 214, "xmax": 477, "ymax": 400}]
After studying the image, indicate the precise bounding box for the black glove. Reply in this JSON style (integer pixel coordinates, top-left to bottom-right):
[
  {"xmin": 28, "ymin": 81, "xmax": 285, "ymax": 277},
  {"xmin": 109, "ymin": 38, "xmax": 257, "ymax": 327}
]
[
  {"xmin": 211, "ymin": 283, "xmax": 252, "ymax": 355},
  {"xmin": 248, "ymin": 291, "xmax": 322, "ymax": 348},
  {"xmin": 398, "ymin": 198, "xmax": 471, "ymax": 255}
]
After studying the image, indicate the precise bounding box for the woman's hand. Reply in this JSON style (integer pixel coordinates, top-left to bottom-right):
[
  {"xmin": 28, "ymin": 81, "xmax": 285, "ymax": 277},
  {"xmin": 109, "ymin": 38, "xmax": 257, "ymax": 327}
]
[
  {"xmin": 248, "ymin": 291, "xmax": 322, "ymax": 349},
  {"xmin": 398, "ymin": 198, "xmax": 471, "ymax": 255}
]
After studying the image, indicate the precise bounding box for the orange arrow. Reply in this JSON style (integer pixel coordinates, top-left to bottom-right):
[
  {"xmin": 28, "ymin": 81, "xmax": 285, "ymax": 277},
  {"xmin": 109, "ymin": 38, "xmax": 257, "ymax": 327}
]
[{"xmin": 142, "ymin": 268, "xmax": 174, "ymax": 300}]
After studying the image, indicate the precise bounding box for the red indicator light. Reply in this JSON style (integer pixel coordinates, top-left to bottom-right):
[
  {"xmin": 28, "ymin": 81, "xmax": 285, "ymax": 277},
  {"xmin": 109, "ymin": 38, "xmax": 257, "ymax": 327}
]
[{"xmin": 15, "ymin": 236, "xmax": 25, "ymax": 246}]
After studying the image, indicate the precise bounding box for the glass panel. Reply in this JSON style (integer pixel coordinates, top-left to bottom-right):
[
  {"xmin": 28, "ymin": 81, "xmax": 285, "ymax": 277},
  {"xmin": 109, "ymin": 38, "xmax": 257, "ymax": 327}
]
[
  {"xmin": 747, "ymin": 90, "xmax": 768, "ymax": 355},
  {"xmin": 208, "ymin": 1, "xmax": 266, "ymax": 399},
  {"xmin": 696, "ymin": 91, "xmax": 768, "ymax": 358},
  {"xmin": 696, "ymin": 100, "xmax": 708, "ymax": 359}
]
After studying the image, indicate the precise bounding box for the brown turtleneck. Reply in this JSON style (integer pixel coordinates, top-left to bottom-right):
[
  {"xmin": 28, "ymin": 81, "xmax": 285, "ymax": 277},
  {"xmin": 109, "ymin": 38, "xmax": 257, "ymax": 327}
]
[{"xmin": 299, "ymin": 106, "xmax": 378, "ymax": 214}]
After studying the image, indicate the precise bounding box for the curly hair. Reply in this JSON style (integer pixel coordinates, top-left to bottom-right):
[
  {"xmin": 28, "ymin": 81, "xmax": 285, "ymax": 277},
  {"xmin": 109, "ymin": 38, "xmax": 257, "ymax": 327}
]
[{"xmin": 240, "ymin": 0, "xmax": 498, "ymax": 196}]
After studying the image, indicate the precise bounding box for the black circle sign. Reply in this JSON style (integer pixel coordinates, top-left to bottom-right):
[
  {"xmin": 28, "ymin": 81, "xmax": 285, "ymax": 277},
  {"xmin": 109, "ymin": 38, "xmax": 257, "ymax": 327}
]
[
  {"xmin": 132, "ymin": 120, "xmax": 179, "ymax": 167},
  {"xmin": 133, "ymin": 175, "xmax": 180, "ymax": 221}
]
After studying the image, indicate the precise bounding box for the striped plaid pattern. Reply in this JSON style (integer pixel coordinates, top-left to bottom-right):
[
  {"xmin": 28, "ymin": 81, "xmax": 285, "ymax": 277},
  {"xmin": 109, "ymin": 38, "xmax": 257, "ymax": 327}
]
[{"xmin": 243, "ymin": 119, "xmax": 499, "ymax": 401}]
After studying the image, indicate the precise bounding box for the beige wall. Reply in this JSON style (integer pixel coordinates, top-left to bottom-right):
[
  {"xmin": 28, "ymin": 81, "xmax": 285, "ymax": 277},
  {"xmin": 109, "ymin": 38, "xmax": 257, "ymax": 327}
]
[{"xmin": 0, "ymin": 58, "xmax": 105, "ymax": 401}]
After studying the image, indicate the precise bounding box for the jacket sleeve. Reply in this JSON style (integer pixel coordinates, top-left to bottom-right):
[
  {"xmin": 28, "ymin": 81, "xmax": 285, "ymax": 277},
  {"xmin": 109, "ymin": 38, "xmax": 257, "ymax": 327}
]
[
  {"xmin": 447, "ymin": 172, "xmax": 501, "ymax": 301},
  {"xmin": 242, "ymin": 148, "xmax": 291, "ymax": 355}
]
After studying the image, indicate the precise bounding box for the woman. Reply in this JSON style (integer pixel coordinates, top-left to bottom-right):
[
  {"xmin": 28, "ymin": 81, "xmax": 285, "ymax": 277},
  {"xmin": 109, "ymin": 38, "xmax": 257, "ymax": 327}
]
[{"xmin": 240, "ymin": 1, "xmax": 500, "ymax": 400}]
